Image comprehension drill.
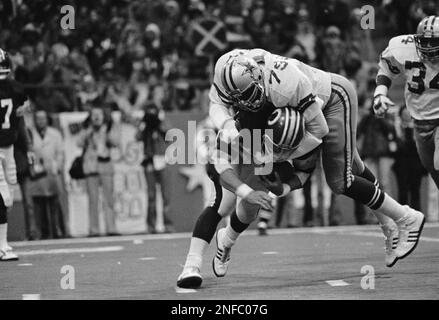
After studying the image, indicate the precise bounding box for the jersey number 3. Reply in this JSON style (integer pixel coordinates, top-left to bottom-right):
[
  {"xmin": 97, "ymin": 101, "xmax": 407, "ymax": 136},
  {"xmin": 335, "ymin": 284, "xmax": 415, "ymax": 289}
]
[
  {"xmin": 0, "ymin": 98, "xmax": 13, "ymax": 129},
  {"xmin": 405, "ymin": 61, "xmax": 439, "ymax": 94}
]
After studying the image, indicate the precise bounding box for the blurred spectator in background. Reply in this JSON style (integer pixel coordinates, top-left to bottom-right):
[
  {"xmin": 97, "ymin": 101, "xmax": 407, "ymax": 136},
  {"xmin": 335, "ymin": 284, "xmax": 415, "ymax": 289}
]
[
  {"xmin": 76, "ymin": 74, "xmax": 99, "ymax": 111},
  {"xmin": 393, "ymin": 105, "xmax": 427, "ymax": 211},
  {"xmin": 136, "ymin": 103, "xmax": 174, "ymax": 234},
  {"xmin": 288, "ymin": 7, "xmax": 315, "ymax": 62},
  {"xmin": 78, "ymin": 105, "xmax": 120, "ymax": 237},
  {"xmin": 316, "ymin": 26, "xmax": 345, "ymax": 73},
  {"xmin": 14, "ymin": 120, "xmax": 38, "ymax": 240},
  {"xmin": 357, "ymin": 107, "xmax": 397, "ymax": 193},
  {"xmin": 315, "ymin": 0, "xmax": 351, "ymax": 35},
  {"xmin": 244, "ymin": 1, "xmax": 266, "ymax": 48},
  {"xmin": 30, "ymin": 110, "xmax": 65, "ymax": 239},
  {"xmin": 33, "ymin": 84, "xmax": 72, "ymax": 113}
]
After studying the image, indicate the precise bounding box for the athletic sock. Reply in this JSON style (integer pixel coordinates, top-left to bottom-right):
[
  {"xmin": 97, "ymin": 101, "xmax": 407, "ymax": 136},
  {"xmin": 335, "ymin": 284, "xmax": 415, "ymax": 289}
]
[
  {"xmin": 344, "ymin": 175, "xmax": 385, "ymax": 210},
  {"xmin": 183, "ymin": 207, "xmax": 223, "ymax": 270},
  {"xmin": 344, "ymin": 175, "xmax": 407, "ymax": 222},
  {"xmin": 223, "ymin": 211, "xmax": 249, "ymax": 248},
  {"xmin": 377, "ymin": 194, "xmax": 409, "ymax": 222},
  {"xmin": 359, "ymin": 166, "xmax": 380, "ymax": 187},
  {"xmin": 192, "ymin": 207, "xmax": 222, "ymax": 243},
  {"xmin": 356, "ymin": 167, "xmax": 396, "ymax": 226},
  {"xmin": 184, "ymin": 238, "xmax": 207, "ymax": 270}
]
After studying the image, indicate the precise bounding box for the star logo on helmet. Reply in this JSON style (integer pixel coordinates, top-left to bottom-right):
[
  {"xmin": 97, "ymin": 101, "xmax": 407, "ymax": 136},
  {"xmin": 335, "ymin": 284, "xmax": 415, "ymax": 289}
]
[{"xmin": 238, "ymin": 61, "xmax": 258, "ymax": 79}]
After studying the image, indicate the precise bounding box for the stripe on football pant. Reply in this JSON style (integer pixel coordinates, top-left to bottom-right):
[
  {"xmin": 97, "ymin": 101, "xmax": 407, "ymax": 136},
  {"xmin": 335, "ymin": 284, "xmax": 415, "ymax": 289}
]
[{"xmin": 331, "ymin": 83, "xmax": 354, "ymax": 190}]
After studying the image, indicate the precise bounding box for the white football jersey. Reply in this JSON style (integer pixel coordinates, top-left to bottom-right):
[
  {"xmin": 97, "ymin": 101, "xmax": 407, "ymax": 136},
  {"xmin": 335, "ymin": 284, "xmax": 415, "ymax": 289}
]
[
  {"xmin": 378, "ymin": 34, "xmax": 439, "ymax": 120},
  {"xmin": 209, "ymin": 49, "xmax": 332, "ymax": 121}
]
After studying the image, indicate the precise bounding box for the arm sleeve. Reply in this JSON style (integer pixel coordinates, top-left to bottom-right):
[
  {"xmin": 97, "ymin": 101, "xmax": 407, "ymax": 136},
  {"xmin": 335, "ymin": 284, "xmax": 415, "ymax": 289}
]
[
  {"xmin": 377, "ymin": 45, "xmax": 403, "ymax": 86},
  {"xmin": 17, "ymin": 116, "xmax": 32, "ymax": 152},
  {"xmin": 209, "ymin": 102, "xmax": 234, "ymax": 130}
]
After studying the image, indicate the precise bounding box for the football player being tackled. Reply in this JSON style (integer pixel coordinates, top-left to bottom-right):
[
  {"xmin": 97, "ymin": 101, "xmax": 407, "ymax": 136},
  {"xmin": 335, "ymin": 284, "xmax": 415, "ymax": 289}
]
[
  {"xmin": 177, "ymin": 48, "xmax": 425, "ymax": 288},
  {"xmin": 0, "ymin": 48, "xmax": 32, "ymax": 261},
  {"xmin": 374, "ymin": 16, "xmax": 439, "ymax": 190}
]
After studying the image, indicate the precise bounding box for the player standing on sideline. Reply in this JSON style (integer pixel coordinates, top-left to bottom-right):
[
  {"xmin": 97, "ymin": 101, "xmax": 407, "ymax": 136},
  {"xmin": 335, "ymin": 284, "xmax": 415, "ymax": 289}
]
[
  {"xmin": 0, "ymin": 48, "xmax": 32, "ymax": 261},
  {"xmin": 374, "ymin": 16, "xmax": 439, "ymax": 189}
]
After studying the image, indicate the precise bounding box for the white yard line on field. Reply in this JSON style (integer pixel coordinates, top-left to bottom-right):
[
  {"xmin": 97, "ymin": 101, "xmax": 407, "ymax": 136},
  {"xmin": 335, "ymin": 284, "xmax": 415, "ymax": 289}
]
[
  {"xmin": 347, "ymin": 231, "xmax": 439, "ymax": 243},
  {"xmin": 326, "ymin": 280, "xmax": 350, "ymax": 287},
  {"xmin": 9, "ymin": 223, "xmax": 439, "ymax": 247},
  {"xmin": 15, "ymin": 245, "xmax": 124, "ymax": 256}
]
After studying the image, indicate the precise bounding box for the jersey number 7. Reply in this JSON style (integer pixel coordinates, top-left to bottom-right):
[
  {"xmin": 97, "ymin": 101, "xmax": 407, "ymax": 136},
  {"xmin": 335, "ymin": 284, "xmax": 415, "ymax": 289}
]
[{"xmin": 0, "ymin": 98, "xmax": 13, "ymax": 129}]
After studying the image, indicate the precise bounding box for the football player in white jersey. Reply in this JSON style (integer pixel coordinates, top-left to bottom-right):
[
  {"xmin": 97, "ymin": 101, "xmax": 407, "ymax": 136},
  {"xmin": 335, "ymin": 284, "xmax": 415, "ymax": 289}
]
[
  {"xmin": 212, "ymin": 50, "xmax": 424, "ymax": 269},
  {"xmin": 374, "ymin": 16, "xmax": 439, "ymax": 190},
  {"xmin": 177, "ymin": 48, "xmax": 425, "ymax": 288}
]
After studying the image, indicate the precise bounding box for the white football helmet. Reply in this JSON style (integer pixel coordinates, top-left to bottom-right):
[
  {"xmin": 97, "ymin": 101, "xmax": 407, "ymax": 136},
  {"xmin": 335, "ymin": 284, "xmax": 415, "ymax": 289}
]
[
  {"xmin": 220, "ymin": 55, "xmax": 266, "ymax": 112},
  {"xmin": 415, "ymin": 16, "xmax": 439, "ymax": 61}
]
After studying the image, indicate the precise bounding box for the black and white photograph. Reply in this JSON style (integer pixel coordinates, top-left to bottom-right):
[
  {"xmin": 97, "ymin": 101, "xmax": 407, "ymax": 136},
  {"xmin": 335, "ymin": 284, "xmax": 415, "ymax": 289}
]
[{"xmin": 0, "ymin": 0, "xmax": 438, "ymax": 309}]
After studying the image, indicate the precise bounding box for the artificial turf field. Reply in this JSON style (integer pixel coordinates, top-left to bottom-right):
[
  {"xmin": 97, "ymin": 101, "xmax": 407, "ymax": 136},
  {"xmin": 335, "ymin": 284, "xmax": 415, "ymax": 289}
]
[{"xmin": 1, "ymin": 223, "xmax": 438, "ymax": 300}]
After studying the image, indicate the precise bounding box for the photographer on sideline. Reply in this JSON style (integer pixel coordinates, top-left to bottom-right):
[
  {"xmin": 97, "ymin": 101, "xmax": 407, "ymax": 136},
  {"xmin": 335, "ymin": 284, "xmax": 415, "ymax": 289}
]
[
  {"xmin": 77, "ymin": 104, "xmax": 121, "ymax": 237},
  {"xmin": 136, "ymin": 102, "xmax": 174, "ymax": 234}
]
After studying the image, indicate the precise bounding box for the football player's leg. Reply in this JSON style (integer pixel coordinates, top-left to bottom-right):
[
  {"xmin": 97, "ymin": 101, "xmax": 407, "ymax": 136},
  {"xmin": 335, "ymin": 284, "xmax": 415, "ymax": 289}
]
[
  {"xmin": 0, "ymin": 159, "xmax": 18, "ymax": 261},
  {"xmin": 178, "ymin": 164, "xmax": 236, "ymax": 288},
  {"xmin": 0, "ymin": 193, "xmax": 8, "ymax": 249},
  {"xmin": 213, "ymin": 167, "xmax": 267, "ymax": 277},
  {"xmin": 3, "ymin": 146, "xmax": 17, "ymax": 185},
  {"xmin": 327, "ymin": 74, "xmax": 424, "ymax": 263},
  {"xmin": 352, "ymin": 150, "xmax": 394, "ymax": 226},
  {"xmin": 413, "ymin": 122, "xmax": 439, "ymax": 188},
  {"xmin": 213, "ymin": 194, "xmax": 260, "ymax": 277},
  {"xmin": 220, "ymin": 170, "xmax": 266, "ymax": 249}
]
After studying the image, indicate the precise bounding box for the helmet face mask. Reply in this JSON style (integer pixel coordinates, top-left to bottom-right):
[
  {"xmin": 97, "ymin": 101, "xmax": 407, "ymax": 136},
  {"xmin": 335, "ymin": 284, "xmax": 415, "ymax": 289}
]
[
  {"xmin": 415, "ymin": 16, "xmax": 439, "ymax": 62},
  {"xmin": 229, "ymin": 81, "xmax": 266, "ymax": 112},
  {"xmin": 415, "ymin": 36, "xmax": 439, "ymax": 61},
  {"xmin": 0, "ymin": 48, "xmax": 11, "ymax": 80}
]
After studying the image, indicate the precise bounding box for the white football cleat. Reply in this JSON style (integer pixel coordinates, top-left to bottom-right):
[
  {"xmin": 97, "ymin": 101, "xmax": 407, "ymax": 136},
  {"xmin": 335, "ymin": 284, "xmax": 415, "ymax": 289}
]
[
  {"xmin": 177, "ymin": 267, "xmax": 202, "ymax": 289},
  {"xmin": 395, "ymin": 207, "xmax": 425, "ymax": 260},
  {"xmin": 381, "ymin": 224, "xmax": 399, "ymax": 267},
  {"xmin": 0, "ymin": 248, "xmax": 19, "ymax": 261},
  {"xmin": 212, "ymin": 228, "xmax": 231, "ymax": 277}
]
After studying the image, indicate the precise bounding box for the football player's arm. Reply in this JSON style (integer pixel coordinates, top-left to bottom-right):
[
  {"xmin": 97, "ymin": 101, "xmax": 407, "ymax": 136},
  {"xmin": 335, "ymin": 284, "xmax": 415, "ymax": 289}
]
[
  {"xmin": 285, "ymin": 73, "xmax": 328, "ymax": 157},
  {"xmin": 373, "ymin": 45, "xmax": 402, "ymax": 116},
  {"xmin": 218, "ymin": 168, "xmax": 274, "ymax": 211},
  {"xmin": 283, "ymin": 147, "xmax": 320, "ymax": 193},
  {"xmin": 212, "ymin": 146, "xmax": 273, "ymax": 210},
  {"xmin": 16, "ymin": 116, "xmax": 31, "ymax": 151},
  {"xmin": 208, "ymin": 84, "xmax": 238, "ymax": 140}
]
